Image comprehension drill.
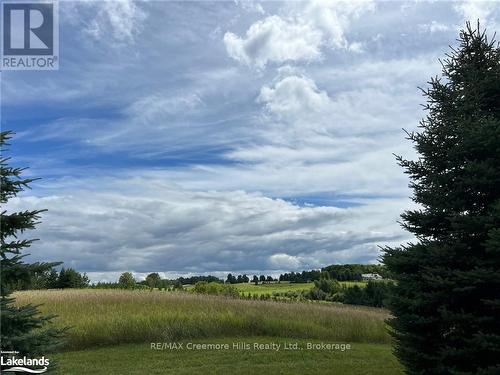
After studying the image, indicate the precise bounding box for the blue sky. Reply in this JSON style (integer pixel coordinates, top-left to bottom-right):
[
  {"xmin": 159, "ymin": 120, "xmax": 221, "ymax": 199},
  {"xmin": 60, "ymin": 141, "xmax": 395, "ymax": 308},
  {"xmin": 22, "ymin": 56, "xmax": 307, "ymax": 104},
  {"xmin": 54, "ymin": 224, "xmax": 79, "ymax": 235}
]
[{"xmin": 2, "ymin": 0, "xmax": 499, "ymax": 282}]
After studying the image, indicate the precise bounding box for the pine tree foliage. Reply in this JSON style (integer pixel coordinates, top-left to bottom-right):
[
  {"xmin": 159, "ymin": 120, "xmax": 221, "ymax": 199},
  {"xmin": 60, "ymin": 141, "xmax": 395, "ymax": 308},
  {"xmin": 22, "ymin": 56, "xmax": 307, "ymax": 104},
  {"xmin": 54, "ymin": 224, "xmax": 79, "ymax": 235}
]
[
  {"xmin": 383, "ymin": 23, "xmax": 500, "ymax": 374},
  {"xmin": 0, "ymin": 131, "xmax": 65, "ymax": 358}
]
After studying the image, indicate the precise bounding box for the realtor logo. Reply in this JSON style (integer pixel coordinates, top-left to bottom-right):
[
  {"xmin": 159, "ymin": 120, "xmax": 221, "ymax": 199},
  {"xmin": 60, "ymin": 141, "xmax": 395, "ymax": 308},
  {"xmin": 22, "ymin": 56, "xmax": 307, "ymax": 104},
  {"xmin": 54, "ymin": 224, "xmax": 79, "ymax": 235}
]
[{"xmin": 1, "ymin": 0, "xmax": 59, "ymax": 70}]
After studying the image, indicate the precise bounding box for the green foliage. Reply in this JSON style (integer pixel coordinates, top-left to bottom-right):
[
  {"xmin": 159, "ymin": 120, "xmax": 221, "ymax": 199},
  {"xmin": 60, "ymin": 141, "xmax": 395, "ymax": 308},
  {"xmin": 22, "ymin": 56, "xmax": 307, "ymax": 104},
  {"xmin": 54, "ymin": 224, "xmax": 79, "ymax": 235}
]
[
  {"xmin": 225, "ymin": 273, "xmax": 237, "ymax": 284},
  {"xmin": 279, "ymin": 264, "xmax": 388, "ymax": 283},
  {"xmin": 279, "ymin": 270, "xmax": 321, "ymax": 283},
  {"xmin": 342, "ymin": 281, "xmax": 394, "ymax": 308},
  {"xmin": 383, "ymin": 23, "xmax": 500, "ymax": 374},
  {"xmin": 172, "ymin": 280, "xmax": 184, "ymax": 290},
  {"xmin": 192, "ymin": 281, "xmax": 239, "ymax": 297},
  {"xmin": 11, "ymin": 266, "xmax": 89, "ymax": 290},
  {"xmin": 145, "ymin": 273, "xmax": 161, "ymax": 289},
  {"xmin": 321, "ymin": 264, "xmax": 388, "ymax": 281},
  {"xmin": 118, "ymin": 272, "xmax": 136, "ymax": 289},
  {"xmin": 305, "ymin": 278, "xmax": 343, "ymax": 301},
  {"xmin": 176, "ymin": 275, "xmax": 221, "ymax": 285},
  {"xmin": 0, "ymin": 131, "xmax": 65, "ymax": 361},
  {"xmin": 57, "ymin": 268, "xmax": 90, "ymax": 289}
]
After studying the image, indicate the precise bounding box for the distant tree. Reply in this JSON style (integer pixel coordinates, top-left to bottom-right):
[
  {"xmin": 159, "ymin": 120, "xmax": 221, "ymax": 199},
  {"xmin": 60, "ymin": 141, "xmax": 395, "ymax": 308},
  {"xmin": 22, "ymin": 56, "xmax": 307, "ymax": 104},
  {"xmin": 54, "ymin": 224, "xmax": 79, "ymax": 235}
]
[
  {"xmin": 236, "ymin": 275, "xmax": 243, "ymax": 283},
  {"xmin": 252, "ymin": 275, "xmax": 259, "ymax": 285},
  {"xmin": 145, "ymin": 272, "xmax": 161, "ymax": 289},
  {"xmin": 242, "ymin": 274, "xmax": 249, "ymax": 283},
  {"xmin": 341, "ymin": 281, "xmax": 393, "ymax": 308},
  {"xmin": 0, "ymin": 131, "xmax": 65, "ymax": 361},
  {"xmin": 383, "ymin": 23, "xmax": 500, "ymax": 374},
  {"xmin": 259, "ymin": 275, "xmax": 266, "ymax": 283},
  {"xmin": 58, "ymin": 268, "xmax": 89, "ymax": 288},
  {"xmin": 342, "ymin": 285, "xmax": 364, "ymax": 305},
  {"xmin": 118, "ymin": 272, "xmax": 136, "ymax": 289},
  {"xmin": 172, "ymin": 280, "xmax": 183, "ymax": 290},
  {"xmin": 266, "ymin": 276, "xmax": 273, "ymax": 283},
  {"xmin": 23, "ymin": 267, "xmax": 56, "ymax": 290},
  {"xmin": 158, "ymin": 279, "xmax": 171, "ymax": 291},
  {"xmin": 226, "ymin": 273, "xmax": 237, "ymax": 284},
  {"xmin": 46, "ymin": 269, "xmax": 59, "ymax": 288}
]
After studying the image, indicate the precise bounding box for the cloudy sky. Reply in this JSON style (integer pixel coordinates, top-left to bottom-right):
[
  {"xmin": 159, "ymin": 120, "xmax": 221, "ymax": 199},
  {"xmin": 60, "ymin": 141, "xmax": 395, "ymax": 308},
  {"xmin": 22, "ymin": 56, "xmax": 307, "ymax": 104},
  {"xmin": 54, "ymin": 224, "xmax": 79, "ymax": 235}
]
[{"xmin": 2, "ymin": 0, "xmax": 499, "ymax": 282}]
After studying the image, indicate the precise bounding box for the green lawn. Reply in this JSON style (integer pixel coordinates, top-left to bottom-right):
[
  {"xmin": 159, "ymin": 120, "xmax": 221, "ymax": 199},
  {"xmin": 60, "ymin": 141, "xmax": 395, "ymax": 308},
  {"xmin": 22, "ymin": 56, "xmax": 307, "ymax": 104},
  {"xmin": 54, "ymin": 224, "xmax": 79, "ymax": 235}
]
[{"xmin": 52, "ymin": 338, "xmax": 403, "ymax": 375}]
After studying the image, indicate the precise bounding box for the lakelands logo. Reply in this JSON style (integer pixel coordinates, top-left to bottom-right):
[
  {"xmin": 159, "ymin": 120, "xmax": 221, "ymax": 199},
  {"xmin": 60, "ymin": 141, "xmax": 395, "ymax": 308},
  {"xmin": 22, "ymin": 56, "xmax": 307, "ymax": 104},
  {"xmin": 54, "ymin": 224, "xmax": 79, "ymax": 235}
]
[
  {"xmin": 0, "ymin": 350, "xmax": 49, "ymax": 373},
  {"xmin": 1, "ymin": 0, "xmax": 59, "ymax": 70}
]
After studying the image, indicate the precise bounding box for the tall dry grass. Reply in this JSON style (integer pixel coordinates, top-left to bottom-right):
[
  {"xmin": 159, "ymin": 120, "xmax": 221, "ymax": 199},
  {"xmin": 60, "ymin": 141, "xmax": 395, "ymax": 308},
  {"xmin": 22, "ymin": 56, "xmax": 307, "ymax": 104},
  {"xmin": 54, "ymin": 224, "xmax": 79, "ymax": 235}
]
[{"xmin": 14, "ymin": 289, "xmax": 391, "ymax": 351}]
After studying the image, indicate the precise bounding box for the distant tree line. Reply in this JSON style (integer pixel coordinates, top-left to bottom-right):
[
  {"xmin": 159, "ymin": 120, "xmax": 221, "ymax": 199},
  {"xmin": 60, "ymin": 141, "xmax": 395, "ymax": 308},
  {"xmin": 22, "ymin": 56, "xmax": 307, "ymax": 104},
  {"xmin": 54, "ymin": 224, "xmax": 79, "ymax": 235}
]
[
  {"xmin": 226, "ymin": 274, "xmax": 278, "ymax": 284},
  {"xmin": 279, "ymin": 270, "xmax": 322, "ymax": 283},
  {"xmin": 322, "ymin": 264, "xmax": 389, "ymax": 281},
  {"xmin": 300, "ymin": 271, "xmax": 393, "ymax": 307},
  {"xmin": 177, "ymin": 275, "xmax": 221, "ymax": 285},
  {"xmin": 279, "ymin": 264, "xmax": 388, "ymax": 283},
  {"xmin": 12, "ymin": 266, "xmax": 90, "ymax": 290}
]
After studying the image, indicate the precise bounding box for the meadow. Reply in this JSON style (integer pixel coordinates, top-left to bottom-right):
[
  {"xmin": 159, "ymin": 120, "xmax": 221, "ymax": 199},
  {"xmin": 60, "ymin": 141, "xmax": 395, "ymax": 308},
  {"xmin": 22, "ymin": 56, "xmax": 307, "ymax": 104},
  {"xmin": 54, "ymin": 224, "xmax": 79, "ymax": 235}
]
[
  {"xmin": 14, "ymin": 289, "xmax": 402, "ymax": 374},
  {"xmin": 220, "ymin": 281, "xmax": 366, "ymax": 297},
  {"xmin": 233, "ymin": 282, "xmax": 315, "ymax": 296}
]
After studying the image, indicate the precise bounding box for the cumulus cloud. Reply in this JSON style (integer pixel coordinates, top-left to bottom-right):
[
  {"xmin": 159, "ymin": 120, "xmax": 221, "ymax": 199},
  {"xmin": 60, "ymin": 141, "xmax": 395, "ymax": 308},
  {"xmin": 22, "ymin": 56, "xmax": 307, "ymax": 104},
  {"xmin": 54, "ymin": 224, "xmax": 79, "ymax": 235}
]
[
  {"xmin": 298, "ymin": 0, "xmax": 375, "ymax": 48},
  {"xmin": 224, "ymin": 15, "xmax": 323, "ymax": 68},
  {"xmin": 268, "ymin": 253, "xmax": 302, "ymax": 269},
  {"xmin": 224, "ymin": 0, "xmax": 374, "ymax": 67},
  {"xmin": 258, "ymin": 75, "xmax": 331, "ymax": 121}
]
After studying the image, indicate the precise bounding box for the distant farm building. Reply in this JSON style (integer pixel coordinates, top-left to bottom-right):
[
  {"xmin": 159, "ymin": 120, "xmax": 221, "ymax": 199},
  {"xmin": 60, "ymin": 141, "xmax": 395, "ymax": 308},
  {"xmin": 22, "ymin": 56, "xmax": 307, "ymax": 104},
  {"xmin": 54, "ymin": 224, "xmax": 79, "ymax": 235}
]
[{"xmin": 361, "ymin": 273, "xmax": 383, "ymax": 281}]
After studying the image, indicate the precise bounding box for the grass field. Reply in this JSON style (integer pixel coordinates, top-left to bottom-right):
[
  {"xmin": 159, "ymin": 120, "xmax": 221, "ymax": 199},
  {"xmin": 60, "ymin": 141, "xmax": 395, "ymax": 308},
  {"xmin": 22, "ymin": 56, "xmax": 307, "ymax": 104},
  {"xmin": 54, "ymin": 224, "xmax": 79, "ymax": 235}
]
[
  {"xmin": 215, "ymin": 281, "xmax": 367, "ymax": 297},
  {"xmin": 233, "ymin": 282, "xmax": 315, "ymax": 295},
  {"xmin": 14, "ymin": 289, "xmax": 399, "ymax": 374},
  {"xmin": 52, "ymin": 338, "xmax": 403, "ymax": 374}
]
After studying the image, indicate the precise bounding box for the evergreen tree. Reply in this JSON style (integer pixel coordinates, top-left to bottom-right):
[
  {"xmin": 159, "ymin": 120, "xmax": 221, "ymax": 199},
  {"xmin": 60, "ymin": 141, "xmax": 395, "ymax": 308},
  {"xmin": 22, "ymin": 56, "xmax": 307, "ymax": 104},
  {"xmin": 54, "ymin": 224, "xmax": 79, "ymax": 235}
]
[
  {"xmin": 57, "ymin": 268, "xmax": 89, "ymax": 289},
  {"xmin": 0, "ymin": 131, "xmax": 65, "ymax": 361},
  {"xmin": 382, "ymin": 23, "xmax": 500, "ymax": 374}
]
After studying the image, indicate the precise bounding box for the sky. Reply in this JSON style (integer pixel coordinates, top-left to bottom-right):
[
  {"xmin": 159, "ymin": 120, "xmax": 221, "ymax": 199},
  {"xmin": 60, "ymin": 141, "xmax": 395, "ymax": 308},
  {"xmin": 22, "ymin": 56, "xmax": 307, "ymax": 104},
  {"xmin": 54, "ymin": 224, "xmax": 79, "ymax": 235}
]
[{"xmin": 2, "ymin": 0, "xmax": 499, "ymax": 282}]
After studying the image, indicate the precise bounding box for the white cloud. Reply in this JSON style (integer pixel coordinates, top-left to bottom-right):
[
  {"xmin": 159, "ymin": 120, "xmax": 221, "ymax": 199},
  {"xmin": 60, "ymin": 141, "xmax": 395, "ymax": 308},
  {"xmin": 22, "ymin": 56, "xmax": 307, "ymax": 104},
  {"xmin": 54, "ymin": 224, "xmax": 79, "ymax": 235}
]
[
  {"xmin": 268, "ymin": 253, "xmax": 302, "ymax": 269},
  {"xmin": 454, "ymin": 0, "xmax": 499, "ymax": 26},
  {"xmin": 418, "ymin": 21, "xmax": 451, "ymax": 33},
  {"xmin": 224, "ymin": 15, "xmax": 323, "ymax": 68},
  {"xmin": 224, "ymin": 0, "xmax": 375, "ymax": 67},
  {"xmin": 299, "ymin": 0, "xmax": 375, "ymax": 49},
  {"xmin": 347, "ymin": 41, "xmax": 364, "ymax": 53},
  {"xmin": 126, "ymin": 93, "xmax": 204, "ymax": 121},
  {"xmin": 7, "ymin": 177, "xmax": 412, "ymax": 278},
  {"xmin": 82, "ymin": 0, "xmax": 147, "ymax": 43},
  {"xmin": 4, "ymin": 1, "xmax": 463, "ymax": 279},
  {"xmin": 235, "ymin": 0, "xmax": 265, "ymax": 15},
  {"xmin": 258, "ymin": 75, "xmax": 331, "ymax": 121}
]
